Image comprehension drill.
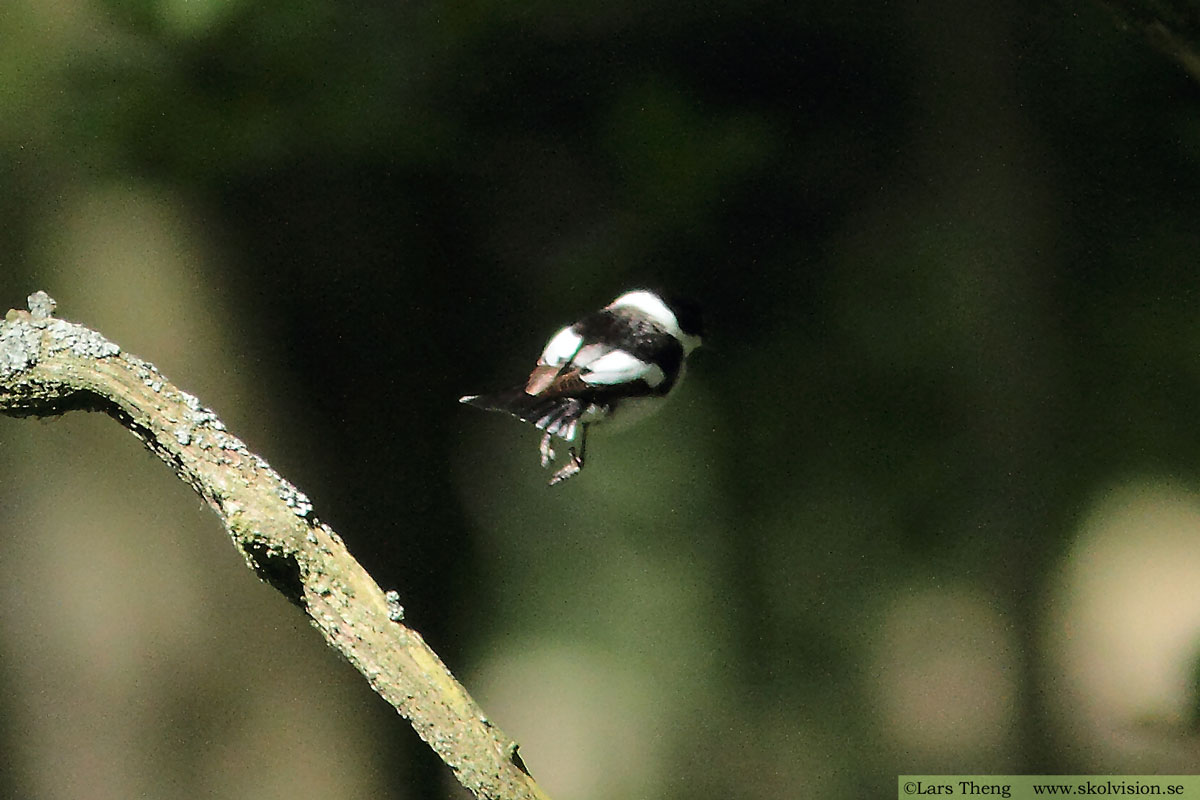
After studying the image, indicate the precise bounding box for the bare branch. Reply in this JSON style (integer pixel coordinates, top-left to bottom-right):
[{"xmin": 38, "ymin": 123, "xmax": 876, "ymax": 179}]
[{"xmin": 0, "ymin": 291, "xmax": 550, "ymax": 800}]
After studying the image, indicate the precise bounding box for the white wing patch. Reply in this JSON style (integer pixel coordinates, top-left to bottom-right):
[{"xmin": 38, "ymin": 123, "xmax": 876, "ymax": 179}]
[
  {"xmin": 579, "ymin": 348, "xmax": 665, "ymax": 387},
  {"xmin": 539, "ymin": 326, "xmax": 583, "ymax": 367}
]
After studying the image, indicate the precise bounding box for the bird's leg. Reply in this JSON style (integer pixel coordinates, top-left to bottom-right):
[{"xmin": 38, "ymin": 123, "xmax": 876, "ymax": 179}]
[
  {"xmin": 548, "ymin": 424, "xmax": 588, "ymax": 486},
  {"xmin": 539, "ymin": 431, "xmax": 556, "ymax": 467}
]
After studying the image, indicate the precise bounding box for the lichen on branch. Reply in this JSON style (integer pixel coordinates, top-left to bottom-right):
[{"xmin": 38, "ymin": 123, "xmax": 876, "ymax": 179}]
[{"xmin": 0, "ymin": 291, "xmax": 549, "ymax": 800}]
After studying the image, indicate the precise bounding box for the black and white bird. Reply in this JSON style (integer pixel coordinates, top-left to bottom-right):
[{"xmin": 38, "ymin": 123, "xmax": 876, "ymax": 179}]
[{"xmin": 459, "ymin": 289, "xmax": 703, "ymax": 485}]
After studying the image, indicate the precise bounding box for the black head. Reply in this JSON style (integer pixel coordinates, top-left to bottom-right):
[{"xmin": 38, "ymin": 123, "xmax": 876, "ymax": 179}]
[{"xmin": 657, "ymin": 291, "xmax": 705, "ymax": 339}]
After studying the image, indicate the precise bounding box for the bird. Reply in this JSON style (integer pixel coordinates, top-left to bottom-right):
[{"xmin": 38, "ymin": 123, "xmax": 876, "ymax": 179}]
[{"xmin": 459, "ymin": 289, "xmax": 703, "ymax": 485}]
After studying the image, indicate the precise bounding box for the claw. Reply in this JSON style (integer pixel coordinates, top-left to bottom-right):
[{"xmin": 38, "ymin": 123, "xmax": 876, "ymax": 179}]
[
  {"xmin": 539, "ymin": 432, "xmax": 556, "ymax": 467},
  {"xmin": 547, "ymin": 423, "xmax": 588, "ymax": 486},
  {"xmin": 548, "ymin": 448, "xmax": 583, "ymax": 486}
]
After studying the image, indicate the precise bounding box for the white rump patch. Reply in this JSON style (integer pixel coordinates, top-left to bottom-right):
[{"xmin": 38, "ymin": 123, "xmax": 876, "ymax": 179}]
[
  {"xmin": 580, "ymin": 349, "xmax": 665, "ymax": 387},
  {"xmin": 539, "ymin": 326, "xmax": 583, "ymax": 367}
]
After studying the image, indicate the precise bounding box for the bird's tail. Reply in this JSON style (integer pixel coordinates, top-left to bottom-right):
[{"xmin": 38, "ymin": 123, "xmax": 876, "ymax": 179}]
[{"xmin": 459, "ymin": 388, "xmax": 585, "ymax": 440}]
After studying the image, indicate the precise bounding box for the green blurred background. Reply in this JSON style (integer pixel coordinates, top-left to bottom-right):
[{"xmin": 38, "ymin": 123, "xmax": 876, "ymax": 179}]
[{"xmin": 4, "ymin": 0, "xmax": 1200, "ymax": 797}]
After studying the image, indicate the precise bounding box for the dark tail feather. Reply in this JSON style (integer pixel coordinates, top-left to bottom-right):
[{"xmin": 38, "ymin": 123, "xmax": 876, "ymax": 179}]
[
  {"xmin": 459, "ymin": 386, "xmax": 531, "ymax": 414},
  {"xmin": 460, "ymin": 387, "xmax": 584, "ymax": 440}
]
